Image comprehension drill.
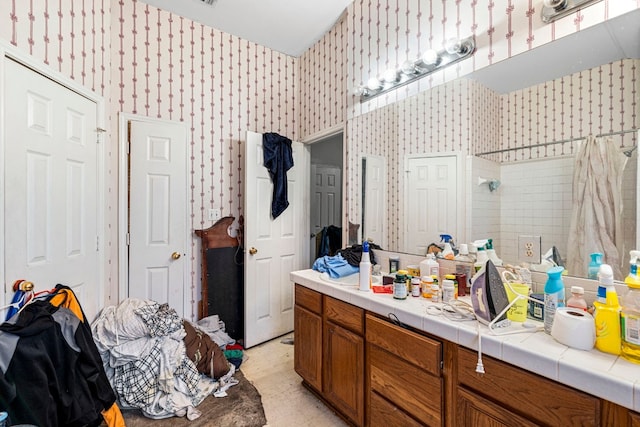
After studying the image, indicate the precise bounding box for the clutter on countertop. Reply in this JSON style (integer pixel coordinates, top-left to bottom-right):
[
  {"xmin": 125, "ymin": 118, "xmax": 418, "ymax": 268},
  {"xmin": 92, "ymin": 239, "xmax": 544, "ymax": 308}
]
[{"xmin": 312, "ymin": 253, "xmax": 359, "ymax": 278}]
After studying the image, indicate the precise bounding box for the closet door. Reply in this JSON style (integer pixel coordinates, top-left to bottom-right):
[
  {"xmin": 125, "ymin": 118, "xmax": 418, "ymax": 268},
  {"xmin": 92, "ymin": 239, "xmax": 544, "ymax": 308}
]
[{"xmin": 3, "ymin": 58, "xmax": 100, "ymax": 319}]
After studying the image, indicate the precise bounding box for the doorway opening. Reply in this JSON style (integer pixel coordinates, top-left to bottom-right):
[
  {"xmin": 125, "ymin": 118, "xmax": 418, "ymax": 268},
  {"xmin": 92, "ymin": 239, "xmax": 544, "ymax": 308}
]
[{"xmin": 309, "ymin": 132, "xmax": 344, "ymax": 266}]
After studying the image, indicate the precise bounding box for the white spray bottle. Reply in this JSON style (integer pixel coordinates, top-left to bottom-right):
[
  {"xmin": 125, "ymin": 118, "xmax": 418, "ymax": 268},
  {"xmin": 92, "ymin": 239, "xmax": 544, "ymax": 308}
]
[{"xmin": 358, "ymin": 241, "xmax": 372, "ymax": 292}]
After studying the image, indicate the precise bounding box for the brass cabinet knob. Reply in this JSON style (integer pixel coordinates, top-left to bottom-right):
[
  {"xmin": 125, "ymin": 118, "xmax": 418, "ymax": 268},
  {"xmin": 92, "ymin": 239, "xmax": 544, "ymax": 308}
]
[
  {"xmin": 249, "ymin": 247, "xmax": 258, "ymax": 255},
  {"xmin": 171, "ymin": 252, "xmax": 182, "ymax": 260}
]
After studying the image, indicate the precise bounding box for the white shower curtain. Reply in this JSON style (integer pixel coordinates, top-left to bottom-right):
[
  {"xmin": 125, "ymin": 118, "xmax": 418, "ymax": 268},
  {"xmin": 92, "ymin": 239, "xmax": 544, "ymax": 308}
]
[{"xmin": 567, "ymin": 136, "xmax": 628, "ymax": 280}]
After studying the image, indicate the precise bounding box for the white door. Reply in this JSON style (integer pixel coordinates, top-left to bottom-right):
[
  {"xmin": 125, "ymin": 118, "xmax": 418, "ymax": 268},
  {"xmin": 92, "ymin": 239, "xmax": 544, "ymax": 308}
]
[
  {"xmin": 128, "ymin": 119, "xmax": 187, "ymax": 317},
  {"xmin": 3, "ymin": 58, "xmax": 101, "ymax": 320},
  {"xmin": 363, "ymin": 155, "xmax": 385, "ymax": 248},
  {"xmin": 310, "ymin": 164, "xmax": 342, "ymax": 262},
  {"xmin": 245, "ymin": 131, "xmax": 308, "ymax": 348},
  {"xmin": 405, "ymin": 155, "xmax": 458, "ymax": 255}
]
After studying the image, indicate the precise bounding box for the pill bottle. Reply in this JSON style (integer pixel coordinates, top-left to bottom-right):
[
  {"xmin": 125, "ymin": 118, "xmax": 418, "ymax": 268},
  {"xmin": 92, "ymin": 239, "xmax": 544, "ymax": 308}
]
[
  {"xmin": 442, "ymin": 279, "xmax": 455, "ymax": 303},
  {"xmin": 411, "ymin": 277, "xmax": 421, "ymax": 297},
  {"xmin": 421, "ymin": 276, "xmax": 434, "ymax": 298},
  {"xmin": 393, "ymin": 274, "xmax": 408, "ymax": 300},
  {"xmin": 431, "ymin": 284, "xmax": 441, "ymax": 303},
  {"xmin": 445, "ymin": 274, "xmax": 458, "ymax": 299}
]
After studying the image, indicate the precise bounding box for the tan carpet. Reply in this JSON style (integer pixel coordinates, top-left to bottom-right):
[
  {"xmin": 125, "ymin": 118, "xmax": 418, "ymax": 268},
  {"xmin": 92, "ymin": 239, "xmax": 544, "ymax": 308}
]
[{"xmin": 115, "ymin": 370, "xmax": 267, "ymax": 427}]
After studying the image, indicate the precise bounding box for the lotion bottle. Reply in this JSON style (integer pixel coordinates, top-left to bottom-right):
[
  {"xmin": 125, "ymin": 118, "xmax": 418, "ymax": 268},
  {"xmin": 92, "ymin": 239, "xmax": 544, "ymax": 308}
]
[
  {"xmin": 594, "ymin": 264, "xmax": 621, "ymax": 355},
  {"xmin": 358, "ymin": 241, "xmax": 372, "ymax": 292}
]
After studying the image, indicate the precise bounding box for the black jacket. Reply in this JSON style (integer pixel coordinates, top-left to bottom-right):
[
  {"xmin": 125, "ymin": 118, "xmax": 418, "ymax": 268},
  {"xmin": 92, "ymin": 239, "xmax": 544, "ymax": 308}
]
[{"xmin": 0, "ymin": 301, "xmax": 116, "ymax": 427}]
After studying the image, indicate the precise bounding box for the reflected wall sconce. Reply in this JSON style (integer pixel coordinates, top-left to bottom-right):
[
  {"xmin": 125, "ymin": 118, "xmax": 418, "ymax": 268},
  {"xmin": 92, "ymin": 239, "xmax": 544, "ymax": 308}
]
[
  {"xmin": 478, "ymin": 177, "xmax": 501, "ymax": 192},
  {"xmin": 541, "ymin": 0, "xmax": 603, "ymax": 23},
  {"xmin": 354, "ymin": 35, "xmax": 476, "ymax": 102}
]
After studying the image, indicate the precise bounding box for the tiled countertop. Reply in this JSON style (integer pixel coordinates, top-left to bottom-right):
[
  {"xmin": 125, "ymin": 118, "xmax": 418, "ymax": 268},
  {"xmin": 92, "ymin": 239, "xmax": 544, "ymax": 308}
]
[{"xmin": 291, "ymin": 268, "xmax": 640, "ymax": 412}]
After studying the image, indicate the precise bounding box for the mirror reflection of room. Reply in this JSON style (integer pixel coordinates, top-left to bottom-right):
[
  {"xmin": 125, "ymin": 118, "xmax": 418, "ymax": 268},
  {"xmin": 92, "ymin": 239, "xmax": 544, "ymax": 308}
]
[{"xmin": 354, "ymin": 10, "xmax": 639, "ymax": 281}]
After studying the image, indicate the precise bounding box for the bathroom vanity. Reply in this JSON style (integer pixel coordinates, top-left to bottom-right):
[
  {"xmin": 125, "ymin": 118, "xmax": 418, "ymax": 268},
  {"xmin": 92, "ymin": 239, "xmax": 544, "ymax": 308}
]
[{"xmin": 292, "ymin": 269, "xmax": 640, "ymax": 427}]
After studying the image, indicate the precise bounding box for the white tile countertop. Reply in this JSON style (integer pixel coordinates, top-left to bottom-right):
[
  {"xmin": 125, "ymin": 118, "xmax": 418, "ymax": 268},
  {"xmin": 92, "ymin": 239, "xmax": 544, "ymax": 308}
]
[{"xmin": 291, "ymin": 268, "xmax": 640, "ymax": 412}]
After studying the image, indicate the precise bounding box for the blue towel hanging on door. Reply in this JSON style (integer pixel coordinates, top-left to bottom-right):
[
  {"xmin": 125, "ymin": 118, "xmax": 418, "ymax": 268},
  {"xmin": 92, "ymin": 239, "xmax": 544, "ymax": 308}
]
[{"xmin": 262, "ymin": 132, "xmax": 294, "ymax": 218}]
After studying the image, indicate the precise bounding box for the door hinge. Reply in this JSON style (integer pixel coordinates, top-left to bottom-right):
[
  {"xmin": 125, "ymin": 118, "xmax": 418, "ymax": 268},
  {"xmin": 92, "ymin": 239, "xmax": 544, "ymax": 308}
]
[
  {"xmin": 96, "ymin": 127, "xmax": 106, "ymax": 144},
  {"xmin": 96, "ymin": 236, "xmax": 100, "ymax": 251},
  {"xmin": 126, "ymin": 232, "xmax": 130, "ymax": 246}
]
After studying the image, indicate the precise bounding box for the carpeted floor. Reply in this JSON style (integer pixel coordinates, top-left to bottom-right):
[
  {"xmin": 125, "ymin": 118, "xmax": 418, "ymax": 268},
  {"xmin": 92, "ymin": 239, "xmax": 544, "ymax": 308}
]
[{"xmin": 115, "ymin": 370, "xmax": 267, "ymax": 427}]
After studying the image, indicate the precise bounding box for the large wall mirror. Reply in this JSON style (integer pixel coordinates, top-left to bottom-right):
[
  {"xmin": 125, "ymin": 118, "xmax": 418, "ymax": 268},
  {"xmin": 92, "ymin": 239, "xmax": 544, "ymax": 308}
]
[{"xmin": 350, "ymin": 9, "xmax": 639, "ymax": 281}]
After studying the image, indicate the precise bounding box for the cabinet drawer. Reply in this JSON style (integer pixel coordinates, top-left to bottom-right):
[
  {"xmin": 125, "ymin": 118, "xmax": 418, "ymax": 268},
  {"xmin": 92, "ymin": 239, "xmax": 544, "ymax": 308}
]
[
  {"xmin": 368, "ymin": 344, "xmax": 442, "ymax": 426},
  {"xmin": 324, "ymin": 296, "xmax": 364, "ymax": 335},
  {"xmin": 366, "ymin": 314, "xmax": 441, "ymax": 376},
  {"xmin": 295, "ymin": 284, "xmax": 322, "ymax": 314},
  {"xmin": 457, "ymin": 347, "xmax": 600, "ymax": 426},
  {"xmin": 369, "ymin": 391, "xmax": 424, "ymax": 427}
]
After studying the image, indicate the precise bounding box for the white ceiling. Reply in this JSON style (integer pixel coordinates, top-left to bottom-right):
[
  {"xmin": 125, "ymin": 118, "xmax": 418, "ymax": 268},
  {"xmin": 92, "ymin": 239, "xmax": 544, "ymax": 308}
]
[{"xmin": 138, "ymin": 0, "xmax": 352, "ymax": 57}]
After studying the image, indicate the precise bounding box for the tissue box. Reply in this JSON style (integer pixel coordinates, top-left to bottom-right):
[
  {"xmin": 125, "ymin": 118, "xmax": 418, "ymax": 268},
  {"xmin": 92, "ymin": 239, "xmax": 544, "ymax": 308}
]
[{"xmin": 528, "ymin": 293, "xmax": 544, "ymax": 321}]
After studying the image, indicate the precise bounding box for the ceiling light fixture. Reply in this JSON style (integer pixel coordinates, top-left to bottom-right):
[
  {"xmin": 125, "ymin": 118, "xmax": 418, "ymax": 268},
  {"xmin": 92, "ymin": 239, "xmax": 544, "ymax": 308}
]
[
  {"xmin": 541, "ymin": 0, "xmax": 603, "ymax": 23},
  {"xmin": 356, "ymin": 35, "xmax": 476, "ymax": 102}
]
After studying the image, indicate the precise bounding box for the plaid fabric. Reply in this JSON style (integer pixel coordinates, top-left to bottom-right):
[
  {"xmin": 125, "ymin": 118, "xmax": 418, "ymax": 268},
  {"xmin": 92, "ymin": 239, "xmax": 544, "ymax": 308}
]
[
  {"xmin": 134, "ymin": 302, "xmax": 183, "ymax": 337},
  {"xmin": 113, "ymin": 340, "xmax": 162, "ymax": 407}
]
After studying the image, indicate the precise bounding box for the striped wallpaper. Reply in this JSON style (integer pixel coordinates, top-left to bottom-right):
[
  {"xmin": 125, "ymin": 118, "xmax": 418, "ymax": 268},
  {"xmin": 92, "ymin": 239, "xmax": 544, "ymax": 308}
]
[{"xmin": 2, "ymin": 0, "xmax": 639, "ymax": 314}]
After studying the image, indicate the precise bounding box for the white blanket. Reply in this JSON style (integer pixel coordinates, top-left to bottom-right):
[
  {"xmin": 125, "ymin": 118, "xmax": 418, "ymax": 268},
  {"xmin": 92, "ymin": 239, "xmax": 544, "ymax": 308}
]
[{"xmin": 91, "ymin": 298, "xmax": 235, "ymax": 420}]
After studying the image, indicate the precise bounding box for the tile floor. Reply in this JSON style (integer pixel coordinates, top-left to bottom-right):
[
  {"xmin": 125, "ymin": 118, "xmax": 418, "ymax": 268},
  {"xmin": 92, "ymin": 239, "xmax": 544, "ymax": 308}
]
[{"xmin": 242, "ymin": 333, "xmax": 348, "ymax": 427}]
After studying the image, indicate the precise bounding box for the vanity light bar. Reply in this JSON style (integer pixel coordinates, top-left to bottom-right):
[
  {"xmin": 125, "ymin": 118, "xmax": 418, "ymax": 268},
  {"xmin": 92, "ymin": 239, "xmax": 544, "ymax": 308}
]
[
  {"xmin": 541, "ymin": 0, "xmax": 604, "ymax": 24},
  {"xmin": 356, "ymin": 36, "xmax": 476, "ymax": 102}
]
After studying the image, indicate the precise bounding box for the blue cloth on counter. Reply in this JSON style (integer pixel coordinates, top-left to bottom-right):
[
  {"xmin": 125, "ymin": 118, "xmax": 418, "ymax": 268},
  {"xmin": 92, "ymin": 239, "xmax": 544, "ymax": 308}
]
[{"xmin": 312, "ymin": 253, "xmax": 359, "ymax": 278}]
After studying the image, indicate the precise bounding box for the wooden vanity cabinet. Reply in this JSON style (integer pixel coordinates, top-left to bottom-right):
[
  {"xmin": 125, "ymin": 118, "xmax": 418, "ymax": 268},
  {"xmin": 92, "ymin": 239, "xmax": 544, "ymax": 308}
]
[
  {"xmin": 454, "ymin": 347, "xmax": 600, "ymax": 426},
  {"xmin": 294, "ymin": 285, "xmax": 323, "ymax": 392},
  {"xmin": 323, "ymin": 295, "xmax": 365, "ymax": 426},
  {"xmin": 293, "ymin": 284, "xmax": 365, "ymax": 426},
  {"xmin": 365, "ymin": 314, "xmax": 443, "ymax": 427}
]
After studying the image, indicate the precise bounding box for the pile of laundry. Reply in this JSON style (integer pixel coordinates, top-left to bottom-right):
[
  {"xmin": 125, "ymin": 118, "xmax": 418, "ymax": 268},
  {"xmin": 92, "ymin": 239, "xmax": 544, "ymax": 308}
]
[{"xmin": 91, "ymin": 299, "xmax": 239, "ymax": 421}]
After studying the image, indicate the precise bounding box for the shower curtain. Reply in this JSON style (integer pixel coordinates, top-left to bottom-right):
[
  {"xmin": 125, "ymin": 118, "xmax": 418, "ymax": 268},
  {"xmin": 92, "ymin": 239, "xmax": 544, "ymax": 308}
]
[{"xmin": 567, "ymin": 136, "xmax": 628, "ymax": 279}]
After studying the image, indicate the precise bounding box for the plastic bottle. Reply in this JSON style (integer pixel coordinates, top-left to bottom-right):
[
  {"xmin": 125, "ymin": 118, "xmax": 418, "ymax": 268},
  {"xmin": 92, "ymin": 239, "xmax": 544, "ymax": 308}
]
[
  {"xmin": 593, "ymin": 264, "xmax": 621, "ymax": 355},
  {"xmin": 358, "ymin": 241, "xmax": 372, "ymax": 292},
  {"xmin": 442, "ymin": 279, "xmax": 455, "ymax": 303},
  {"xmin": 454, "ymin": 244, "xmax": 474, "ymax": 295},
  {"xmin": 440, "ymin": 234, "xmax": 455, "ymax": 260},
  {"xmin": 421, "ymin": 276, "xmax": 434, "ymax": 298},
  {"xmin": 621, "ymin": 251, "xmax": 640, "ymax": 363},
  {"xmin": 393, "ymin": 273, "xmax": 408, "ymax": 300},
  {"xmin": 543, "ymin": 266, "xmax": 565, "ymax": 334},
  {"xmin": 411, "ymin": 277, "xmax": 421, "ymax": 297},
  {"xmin": 485, "ymin": 238, "xmax": 503, "ymax": 266},
  {"xmin": 420, "ymin": 253, "xmax": 440, "ymax": 281},
  {"xmin": 566, "ymin": 286, "xmax": 587, "ymax": 311},
  {"xmin": 474, "ymin": 245, "xmax": 489, "ymax": 273},
  {"xmin": 588, "ymin": 252, "xmax": 603, "ymax": 280}
]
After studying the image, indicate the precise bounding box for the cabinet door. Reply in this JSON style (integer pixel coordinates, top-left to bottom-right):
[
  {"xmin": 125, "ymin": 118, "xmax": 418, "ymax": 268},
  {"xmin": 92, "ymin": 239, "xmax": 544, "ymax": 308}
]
[
  {"xmin": 294, "ymin": 305, "xmax": 322, "ymax": 391},
  {"xmin": 324, "ymin": 320, "xmax": 365, "ymax": 426},
  {"xmin": 457, "ymin": 387, "xmax": 538, "ymax": 427}
]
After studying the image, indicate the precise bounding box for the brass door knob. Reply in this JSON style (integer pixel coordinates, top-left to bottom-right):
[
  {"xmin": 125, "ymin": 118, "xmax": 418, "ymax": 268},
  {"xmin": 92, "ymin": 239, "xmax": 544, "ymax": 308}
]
[
  {"xmin": 249, "ymin": 247, "xmax": 258, "ymax": 255},
  {"xmin": 171, "ymin": 252, "xmax": 182, "ymax": 260}
]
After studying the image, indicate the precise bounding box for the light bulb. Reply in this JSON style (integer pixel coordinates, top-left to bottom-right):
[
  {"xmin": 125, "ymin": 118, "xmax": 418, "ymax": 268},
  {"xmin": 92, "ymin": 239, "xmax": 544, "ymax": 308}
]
[
  {"xmin": 382, "ymin": 68, "xmax": 398, "ymax": 83},
  {"xmin": 421, "ymin": 49, "xmax": 439, "ymax": 66},
  {"xmin": 543, "ymin": 0, "xmax": 567, "ymax": 9},
  {"xmin": 401, "ymin": 60, "xmax": 417, "ymax": 75},
  {"xmin": 366, "ymin": 77, "xmax": 382, "ymax": 91},
  {"xmin": 444, "ymin": 37, "xmax": 462, "ymax": 55}
]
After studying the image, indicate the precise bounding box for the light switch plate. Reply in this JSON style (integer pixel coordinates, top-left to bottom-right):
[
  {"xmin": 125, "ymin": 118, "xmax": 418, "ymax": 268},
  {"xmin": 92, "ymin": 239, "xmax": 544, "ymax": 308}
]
[
  {"xmin": 208, "ymin": 208, "xmax": 221, "ymax": 221},
  {"xmin": 518, "ymin": 235, "xmax": 541, "ymax": 264}
]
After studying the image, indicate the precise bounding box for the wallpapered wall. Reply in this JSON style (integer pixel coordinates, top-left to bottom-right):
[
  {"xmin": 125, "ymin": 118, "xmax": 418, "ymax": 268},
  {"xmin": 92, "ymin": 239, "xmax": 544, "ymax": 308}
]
[
  {"xmin": 2, "ymin": 0, "xmax": 639, "ymax": 313},
  {"xmin": 1, "ymin": 0, "xmax": 297, "ymax": 313}
]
